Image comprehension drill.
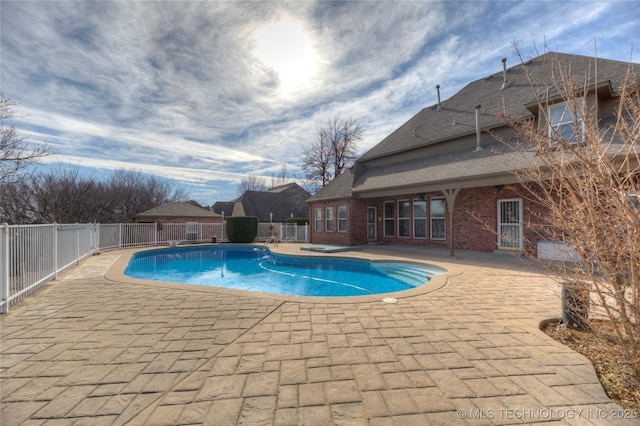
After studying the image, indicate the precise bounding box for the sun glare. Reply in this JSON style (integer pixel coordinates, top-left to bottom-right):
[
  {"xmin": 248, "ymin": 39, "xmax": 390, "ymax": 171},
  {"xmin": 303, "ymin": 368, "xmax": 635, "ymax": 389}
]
[{"xmin": 252, "ymin": 16, "xmax": 318, "ymax": 93}]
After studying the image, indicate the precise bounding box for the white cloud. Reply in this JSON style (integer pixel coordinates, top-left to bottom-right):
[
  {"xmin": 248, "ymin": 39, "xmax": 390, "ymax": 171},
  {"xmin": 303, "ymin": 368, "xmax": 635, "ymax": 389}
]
[{"xmin": 2, "ymin": 0, "xmax": 637, "ymax": 204}]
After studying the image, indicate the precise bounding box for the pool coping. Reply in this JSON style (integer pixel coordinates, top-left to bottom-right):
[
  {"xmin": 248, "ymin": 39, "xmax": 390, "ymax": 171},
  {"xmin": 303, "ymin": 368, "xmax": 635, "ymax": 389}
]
[{"xmin": 105, "ymin": 243, "xmax": 456, "ymax": 304}]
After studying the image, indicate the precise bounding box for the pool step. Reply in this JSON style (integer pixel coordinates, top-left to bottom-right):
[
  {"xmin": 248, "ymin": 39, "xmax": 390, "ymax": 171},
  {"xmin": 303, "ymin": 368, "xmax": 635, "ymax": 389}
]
[{"xmin": 372, "ymin": 264, "xmax": 430, "ymax": 287}]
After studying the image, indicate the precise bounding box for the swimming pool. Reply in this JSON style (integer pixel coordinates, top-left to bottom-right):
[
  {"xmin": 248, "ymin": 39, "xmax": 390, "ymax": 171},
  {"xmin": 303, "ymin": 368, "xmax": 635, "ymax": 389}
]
[{"xmin": 124, "ymin": 245, "xmax": 445, "ymax": 297}]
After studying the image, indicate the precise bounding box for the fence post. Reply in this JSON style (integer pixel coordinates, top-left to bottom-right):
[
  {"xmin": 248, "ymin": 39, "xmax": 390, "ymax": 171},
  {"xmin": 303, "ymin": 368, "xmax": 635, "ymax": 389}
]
[
  {"xmin": 53, "ymin": 223, "xmax": 58, "ymax": 279},
  {"xmin": 94, "ymin": 222, "xmax": 99, "ymax": 254},
  {"xmin": 76, "ymin": 223, "xmax": 80, "ymax": 265},
  {"xmin": 1, "ymin": 223, "xmax": 9, "ymax": 313}
]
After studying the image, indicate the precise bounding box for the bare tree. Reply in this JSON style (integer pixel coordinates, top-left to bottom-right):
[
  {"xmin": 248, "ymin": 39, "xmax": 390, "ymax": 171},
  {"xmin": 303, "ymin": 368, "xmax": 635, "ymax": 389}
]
[
  {"xmin": 302, "ymin": 127, "xmax": 333, "ymax": 191},
  {"xmin": 104, "ymin": 169, "xmax": 187, "ymax": 223},
  {"xmin": 0, "ymin": 179, "xmax": 34, "ymax": 223},
  {"xmin": 302, "ymin": 116, "xmax": 362, "ymax": 192},
  {"xmin": 3, "ymin": 167, "xmax": 188, "ymax": 224},
  {"xmin": 238, "ymin": 174, "xmax": 267, "ymax": 194},
  {"xmin": 28, "ymin": 168, "xmax": 102, "ymax": 223},
  {"xmin": 329, "ymin": 116, "xmax": 361, "ymax": 177},
  {"xmin": 0, "ymin": 92, "xmax": 52, "ymax": 184},
  {"xmin": 270, "ymin": 162, "xmax": 289, "ymax": 188},
  {"xmin": 503, "ymin": 51, "xmax": 640, "ymax": 378}
]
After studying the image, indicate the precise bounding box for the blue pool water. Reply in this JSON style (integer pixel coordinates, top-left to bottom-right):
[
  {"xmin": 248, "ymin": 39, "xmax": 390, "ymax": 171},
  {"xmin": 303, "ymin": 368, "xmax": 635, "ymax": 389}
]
[{"xmin": 124, "ymin": 245, "xmax": 444, "ymax": 297}]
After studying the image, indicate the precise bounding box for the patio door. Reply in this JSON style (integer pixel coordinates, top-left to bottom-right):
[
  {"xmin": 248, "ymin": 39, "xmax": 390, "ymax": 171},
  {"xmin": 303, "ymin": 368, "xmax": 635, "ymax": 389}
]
[
  {"xmin": 497, "ymin": 199, "xmax": 523, "ymax": 250},
  {"xmin": 367, "ymin": 207, "xmax": 377, "ymax": 241}
]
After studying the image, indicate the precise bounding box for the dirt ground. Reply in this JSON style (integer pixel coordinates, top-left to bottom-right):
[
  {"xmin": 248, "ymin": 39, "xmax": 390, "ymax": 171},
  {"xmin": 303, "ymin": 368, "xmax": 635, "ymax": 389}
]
[{"xmin": 542, "ymin": 319, "xmax": 640, "ymax": 414}]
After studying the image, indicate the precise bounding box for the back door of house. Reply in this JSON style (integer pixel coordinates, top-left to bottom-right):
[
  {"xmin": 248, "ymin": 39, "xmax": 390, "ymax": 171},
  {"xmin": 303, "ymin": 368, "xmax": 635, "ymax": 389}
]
[
  {"xmin": 367, "ymin": 207, "xmax": 377, "ymax": 241},
  {"xmin": 497, "ymin": 199, "xmax": 523, "ymax": 250}
]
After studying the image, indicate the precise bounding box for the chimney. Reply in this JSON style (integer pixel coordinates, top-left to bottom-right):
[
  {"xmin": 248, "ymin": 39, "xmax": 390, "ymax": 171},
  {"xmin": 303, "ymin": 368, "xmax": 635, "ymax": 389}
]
[
  {"xmin": 501, "ymin": 57, "xmax": 508, "ymax": 89},
  {"xmin": 474, "ymin": 104, "xmax": 483, "ymax": 152},
  {"xmin": 436, "ymin": 85, "xmax": 441, "ymax": 111}
]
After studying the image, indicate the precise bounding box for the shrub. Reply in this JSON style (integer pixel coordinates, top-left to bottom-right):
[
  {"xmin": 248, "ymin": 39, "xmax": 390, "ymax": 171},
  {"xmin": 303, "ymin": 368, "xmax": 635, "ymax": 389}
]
[
  {"xmin": 286, "ymin": 217, "xmax": 308, "ymax": 226},
  {"xmin": 226, "ymin": 216, "xmax": 258, "ymax": 243}
]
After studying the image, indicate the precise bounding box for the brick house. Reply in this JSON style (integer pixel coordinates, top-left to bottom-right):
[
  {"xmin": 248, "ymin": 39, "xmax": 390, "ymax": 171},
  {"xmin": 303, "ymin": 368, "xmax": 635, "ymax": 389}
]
[
  {"xmin": 135, "ymin": 202, "xmax": 222, "ymax": 243},
  {"xmin": 135, "ymin": 202, "xmax": 221, "ymax": 224},
  {"xmin": 306, "ymin": 52, "xmax": 639, "ymax": 256}
]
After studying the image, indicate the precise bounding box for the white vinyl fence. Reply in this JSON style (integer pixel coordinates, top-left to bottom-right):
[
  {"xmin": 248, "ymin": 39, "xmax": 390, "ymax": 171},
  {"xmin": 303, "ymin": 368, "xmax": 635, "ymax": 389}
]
[
  {"xmin": 256, "ymin": 222, "xmax": 308, "ymax": 243},
  {"xmin": 1, "ymin": 221, "xmax": 308, "ymax": 313}
]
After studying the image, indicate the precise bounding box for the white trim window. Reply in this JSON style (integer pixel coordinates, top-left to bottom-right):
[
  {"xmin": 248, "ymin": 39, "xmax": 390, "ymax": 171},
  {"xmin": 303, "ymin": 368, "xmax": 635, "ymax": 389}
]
[
  {"xmin": 337, "ymin": 205, "xmax": 347, "ymax": 232},
  {"xmin": 383, "ymin": 201, "xmax": 395, "ymax": 237},
  {"xmin": 314, "ymin": 208, "xmax": 322, "ymax": 232},
  {"xmin": 430, "ymin": 197, "xmax": 446, "ymax": 240},
  {"xmin": 325, "ymin": 207, "xmax": 334, "ymax": 232},
  {"xmin": 413, "ymin": 199, "xmax": 427, "ymax": 239},
  {"xmin": 549, "ymin": 98, "xmax": 584, "ymax": 144},
  {"xmin": 398, "ymin": 200, "xmax": 410, "ymax": 238}
]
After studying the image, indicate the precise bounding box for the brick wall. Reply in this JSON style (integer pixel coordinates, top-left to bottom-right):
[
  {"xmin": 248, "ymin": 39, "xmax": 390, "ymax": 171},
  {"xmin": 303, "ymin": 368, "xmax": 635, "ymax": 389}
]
[
  {"xmin": 309, "ymin": 199, "xmax": 352, "ymax": 245},
  {"xmin": 153, "ymin": 216, "xmax": 222, "ymax": 223},
  {"xmin": 309, "ymin": 184, "xmax": 552, "ymax": 254}
]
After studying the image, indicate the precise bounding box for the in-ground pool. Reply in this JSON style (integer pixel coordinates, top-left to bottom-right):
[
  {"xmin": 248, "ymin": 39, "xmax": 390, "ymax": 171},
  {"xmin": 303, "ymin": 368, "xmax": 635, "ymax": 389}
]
[{"xmin": 124, "ymin": 245, "xmax": 445, "ymax": 297}]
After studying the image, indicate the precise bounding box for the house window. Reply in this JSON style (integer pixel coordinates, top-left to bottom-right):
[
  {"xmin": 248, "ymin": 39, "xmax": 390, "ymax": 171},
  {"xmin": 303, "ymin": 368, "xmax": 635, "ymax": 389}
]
[
  {"xmin": 430, "ymin": 197, "xmax": 446, "ymax": 240},
  {"xmin": 325, "ymin": 207, "xmax": 334, "ymax": 232},
  {"xmin": 549, "ymin": 98, "xmax": 583, "ymax": 144},
  {"xmin": 398, "ymin": 200, "xmax": 410, "ymax": 238},
  {"xmin": 337, "ymin": 205, "xmax": 347, "ymax": 232},
  {"xmin": 413, "ymin": 199, "xmax": 427, "ymax": 239},
  {"xmin": 314, "ymin": 208, "xmax": 322, "ymax": 232},
  {"xmin": 383, "ymin": 201, "xmax": 395, "ymax": 237}
]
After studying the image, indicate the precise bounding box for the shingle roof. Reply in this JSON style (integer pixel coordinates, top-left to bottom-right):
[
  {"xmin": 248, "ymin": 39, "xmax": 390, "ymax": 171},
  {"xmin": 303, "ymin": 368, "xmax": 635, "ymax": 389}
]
[
  {"xmin": 305, "ymin": 168, "xmax": 355, "ymax": 202},
  {"xmin": 212, "ymin": 201, "xmax": 234, "ymax": 217},
  {"xmin": 309, "ymin": 52, "xmax": 638, "ymax": 201},
  {"xmin": 136, "ymin": 202, "xmax": 219, "ymax": 218},
  {"xmin": 233, "ymin": 183, "xmax": 311, "ymax": 222},
  {"xmin": 353, "ymin": 142, "xmax": 529, "ymax": 194},
  {"xmin": 359, "ymin": 52, "xmax": 636, "ymax": 162}
]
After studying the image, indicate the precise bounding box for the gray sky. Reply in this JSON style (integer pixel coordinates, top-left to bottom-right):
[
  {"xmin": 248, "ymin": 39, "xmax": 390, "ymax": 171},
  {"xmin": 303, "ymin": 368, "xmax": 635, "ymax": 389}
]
[{"xmin": 2, "ymin": 1, "xmax": 638, "ymax": 205}]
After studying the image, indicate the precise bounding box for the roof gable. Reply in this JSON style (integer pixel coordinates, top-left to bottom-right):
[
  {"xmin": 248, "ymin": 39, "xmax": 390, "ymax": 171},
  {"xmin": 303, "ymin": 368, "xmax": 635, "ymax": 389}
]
[
  {"xmin": 359, "ymin": 52, "xmax": 636, "ymax": 162},
  {"xmin": 308, "ymin": 52, "xmax": 639, "ymax": 201},
  {"xmin": 233, "ymin": 183, "xmax": 311, "ymax": 221},
  {"xmin": 305, "ymin": 168, "xmax": 355, "ymax": 202},
  {"xmin": 136, "ymin": 202, "xmax": 219, "ymax": 218}
]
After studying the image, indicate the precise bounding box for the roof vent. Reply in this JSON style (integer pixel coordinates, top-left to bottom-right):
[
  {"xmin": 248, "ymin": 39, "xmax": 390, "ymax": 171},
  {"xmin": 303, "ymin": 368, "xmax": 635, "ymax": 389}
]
[
  {"xmin": 436, "ymin": 85, "xmax": 442, "ymax": 111},
  {"xmin": 500, "ymin": 57, "xmax": 509, "ymax": 90},
  {"xmin": 474, "ymin": 104, "xmax": 483, "ymax": 152}
]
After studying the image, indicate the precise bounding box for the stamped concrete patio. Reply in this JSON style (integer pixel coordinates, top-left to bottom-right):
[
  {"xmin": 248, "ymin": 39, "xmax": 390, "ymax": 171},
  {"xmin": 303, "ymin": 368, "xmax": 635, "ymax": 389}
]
[{"xmin": 1, "ymin": 244, "xmax": 636, "ymax": 425}]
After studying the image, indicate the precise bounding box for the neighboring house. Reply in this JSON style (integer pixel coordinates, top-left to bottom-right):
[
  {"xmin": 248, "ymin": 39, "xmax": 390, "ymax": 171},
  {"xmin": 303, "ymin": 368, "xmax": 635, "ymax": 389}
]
[
  {"xmin": 134, "ymin": 202, "xmax": 221, "ymax": 224},
  {"xmin": 134, "ymin": 202, "xmax": 222, "ymax": 223},
  {"xmin": 306, "ymin": 52, "xmax": 639, "ymax": 255},
  {"xmin": 220, "ymin": 183, "xmax": 311, "ymax": 223},
  {"xmin": 135, "ymin": 202, "xmax": 222, "ymax": 243},
  {"xmin": 211, "ymin": 201, "xmax": 235, "ymax": 218}
]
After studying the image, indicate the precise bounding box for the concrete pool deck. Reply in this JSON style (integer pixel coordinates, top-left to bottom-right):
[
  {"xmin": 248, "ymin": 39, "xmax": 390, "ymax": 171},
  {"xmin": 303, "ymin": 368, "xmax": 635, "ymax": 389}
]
[{"xmin": 1, "ymin": 244, "xmax": 635, "ymax": 425}]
